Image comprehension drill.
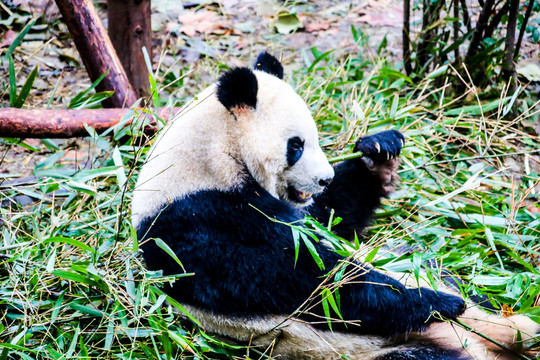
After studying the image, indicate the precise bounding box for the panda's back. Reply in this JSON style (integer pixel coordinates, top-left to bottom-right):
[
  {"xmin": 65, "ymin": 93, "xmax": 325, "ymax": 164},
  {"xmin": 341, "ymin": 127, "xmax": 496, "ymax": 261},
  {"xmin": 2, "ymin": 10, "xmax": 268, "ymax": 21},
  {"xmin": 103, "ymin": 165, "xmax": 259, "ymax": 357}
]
[{"xmin": 132, "ymin": 85, "xmax": 245, "ymax": 227}]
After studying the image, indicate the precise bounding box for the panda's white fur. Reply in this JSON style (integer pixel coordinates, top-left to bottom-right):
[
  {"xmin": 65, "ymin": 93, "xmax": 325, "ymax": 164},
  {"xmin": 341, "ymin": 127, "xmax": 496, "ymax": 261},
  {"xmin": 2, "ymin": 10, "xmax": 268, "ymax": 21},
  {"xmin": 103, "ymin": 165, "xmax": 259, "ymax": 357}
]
[
  {"xmin": 132, "ymin": 71, "xmax": 333, "ymax": 228},
  {"xmin": 132, "ymin": 54, "xmax": 539, "ymax": 360}
]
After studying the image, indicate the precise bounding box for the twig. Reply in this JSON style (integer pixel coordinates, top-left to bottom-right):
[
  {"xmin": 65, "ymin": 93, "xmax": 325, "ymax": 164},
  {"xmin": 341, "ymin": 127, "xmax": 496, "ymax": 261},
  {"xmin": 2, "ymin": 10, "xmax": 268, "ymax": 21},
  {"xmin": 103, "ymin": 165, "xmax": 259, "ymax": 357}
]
[
  {"xmin": 453, "ymin": 318, "xmax": 530, "ymax": 360},
  {"xmin": 0, "ymin": 241, "xmax": 33, "ymax": 252}
]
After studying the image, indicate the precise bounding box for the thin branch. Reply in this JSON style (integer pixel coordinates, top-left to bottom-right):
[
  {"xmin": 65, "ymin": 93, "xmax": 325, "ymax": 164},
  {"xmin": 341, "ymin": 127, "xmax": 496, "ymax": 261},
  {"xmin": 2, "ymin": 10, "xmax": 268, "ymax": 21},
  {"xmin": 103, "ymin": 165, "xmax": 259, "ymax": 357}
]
[
  {"xmin": 502, "ymin": 0, "xmax": 520, "ymax": 82},
  {"xmin": 403, "ymin": 0, "xmax": 413, "ymax": 74},
  {"xmin": 514, "ymin": 0, "xmax": 536, "ymax": 58},
  {"xmin": 459, "ymin": 0, "xmax": 472, "ymax": 31},
  {"xmin": 465, "ymin": 0, "xmax": 495, "ymax": 60},
  {"xmin": 453, "ymin": 0, "xmax": 461, "ymax": 65},
  {"xmin": 484, "ymin": 2, "xmax": 510, "ymax": 39},
  {"xmin": 453, "ymin": 318, "xmax": 531, "ymax": 360},
  {"xmin": 417, "ymin": 0, "xmax": 445, "ymax": 70}
]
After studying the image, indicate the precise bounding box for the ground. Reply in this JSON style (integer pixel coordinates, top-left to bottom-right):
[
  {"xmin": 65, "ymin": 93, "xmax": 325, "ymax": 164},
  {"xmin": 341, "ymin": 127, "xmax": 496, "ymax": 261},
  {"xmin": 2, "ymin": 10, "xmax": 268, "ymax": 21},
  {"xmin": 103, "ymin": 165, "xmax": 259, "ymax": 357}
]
[
  {"xmin": 1, "ymin": 2, "xmax": 540, "ymax": 358},
  {"xmin": 1, "ymin": 0, "xmax": 539, "ymax": 176}
]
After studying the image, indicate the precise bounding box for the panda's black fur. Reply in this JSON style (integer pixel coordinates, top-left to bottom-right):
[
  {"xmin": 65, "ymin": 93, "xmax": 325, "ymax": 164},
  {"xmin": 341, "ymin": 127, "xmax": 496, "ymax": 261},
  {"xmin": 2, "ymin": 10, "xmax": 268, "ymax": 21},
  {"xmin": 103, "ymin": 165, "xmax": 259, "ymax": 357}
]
[
  {"xmin": 138, "ymin": 174, "xmax": 465, "ymax": 336},
  {"xmin": 133, "ymin": 53, "xmax": 538, "ymax": 360}
]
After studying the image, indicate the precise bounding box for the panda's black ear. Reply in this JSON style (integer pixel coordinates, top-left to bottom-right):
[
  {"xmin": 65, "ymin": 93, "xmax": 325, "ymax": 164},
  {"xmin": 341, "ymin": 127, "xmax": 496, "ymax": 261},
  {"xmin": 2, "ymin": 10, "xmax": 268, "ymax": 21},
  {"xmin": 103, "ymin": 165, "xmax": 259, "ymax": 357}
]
[
  {"xmin": 217, "ymin": 67, "xmax": 258, "ymax": 110},
  {"xmin": 254, "ymin": 52, "xmax": 284, "ymax": 79}
]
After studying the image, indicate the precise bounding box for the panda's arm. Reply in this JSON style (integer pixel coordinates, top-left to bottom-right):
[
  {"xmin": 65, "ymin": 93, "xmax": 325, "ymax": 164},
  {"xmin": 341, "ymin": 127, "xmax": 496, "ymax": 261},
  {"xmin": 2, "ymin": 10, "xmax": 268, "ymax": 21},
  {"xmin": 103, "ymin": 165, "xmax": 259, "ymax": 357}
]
[{"xmin": 309, "ymin": 130, "xmax": 404, "ymax": 238}]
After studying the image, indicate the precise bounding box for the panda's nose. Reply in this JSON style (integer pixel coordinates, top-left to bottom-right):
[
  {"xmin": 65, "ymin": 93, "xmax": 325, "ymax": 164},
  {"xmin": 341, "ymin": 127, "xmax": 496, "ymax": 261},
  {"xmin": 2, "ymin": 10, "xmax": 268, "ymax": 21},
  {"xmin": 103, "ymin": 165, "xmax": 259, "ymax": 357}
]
[{"xmin": 318, "ymin": 177, "xmax": 333, "ymax": 187}]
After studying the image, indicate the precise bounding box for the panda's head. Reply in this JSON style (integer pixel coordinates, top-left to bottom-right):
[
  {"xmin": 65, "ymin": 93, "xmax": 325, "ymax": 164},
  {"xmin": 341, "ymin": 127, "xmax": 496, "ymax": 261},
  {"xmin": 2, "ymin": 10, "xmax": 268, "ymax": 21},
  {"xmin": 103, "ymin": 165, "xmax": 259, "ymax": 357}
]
[{"xmin": 217, "ymin": 53, "xmax": 334, "ymax": 207}]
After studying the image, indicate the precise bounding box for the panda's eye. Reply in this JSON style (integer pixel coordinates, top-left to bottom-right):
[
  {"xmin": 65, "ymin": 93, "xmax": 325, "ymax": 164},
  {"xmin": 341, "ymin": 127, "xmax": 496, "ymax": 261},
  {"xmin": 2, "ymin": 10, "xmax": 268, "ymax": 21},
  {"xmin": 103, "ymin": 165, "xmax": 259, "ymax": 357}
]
[
  {"xmin": 291, "ymin": 141, "xmax": 303, "ymax": 151},
  {"xmin": 287, "ymin": 136, "xmax": 304, "ymax": 166}
]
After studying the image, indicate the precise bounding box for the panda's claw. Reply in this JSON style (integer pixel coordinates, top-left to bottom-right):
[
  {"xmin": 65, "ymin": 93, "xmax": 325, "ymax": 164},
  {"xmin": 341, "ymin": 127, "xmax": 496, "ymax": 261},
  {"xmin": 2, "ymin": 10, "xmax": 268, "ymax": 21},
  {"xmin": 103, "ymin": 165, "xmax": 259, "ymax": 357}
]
[{"xmin": 354, "ymin": 130, "xmax": 405, "ymax": 163}]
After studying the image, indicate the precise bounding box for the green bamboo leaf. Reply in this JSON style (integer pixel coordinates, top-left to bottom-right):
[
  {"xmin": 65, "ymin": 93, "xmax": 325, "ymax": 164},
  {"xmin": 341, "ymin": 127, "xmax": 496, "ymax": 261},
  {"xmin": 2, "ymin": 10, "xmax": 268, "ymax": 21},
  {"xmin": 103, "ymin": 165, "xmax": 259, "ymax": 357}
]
[
  {"xmin": 112, "ymin": 147, "xmax": 127, "ymax": 188},
  {"xmin": 324, "ymin": 288, "xmax": 344, "ymax": 321},
  {"xmin": 154, "ymin": 238, "xmax": 185, "ymax": 271},
  {"xmin": 444, "ymin": 97, "xmax": 511, "ymax": 116},
  {"xmin": 43, "ymin": 236, "xmax": 97, "ymax": 255},
  {"xmin": 72, "ymin": 166, "xmax": 120, "ymax": 183},
  {"xmin": 105, "ymin": 316, "xmax": 115, "ymax": 350},
  {"xmin": 66, "ymin": 327, "xmax": 80, "ymax": 358},
  {"xmin": 484, "ymin": 228, "xmax": 505, "ymax": 270},
  {"xmin": 53, "ymin": 270, "xmax": 108, "ymax": 292},
  {"xmin": 68, "ymin": 70, "xmax": 110, "ymax": 108},
  {"xmin": 4, "ymin": 18, "xmax": 37, "ymax": 62},
  {"xmin": 66, "ymin": 181, "xmax": 98, "ymax": 196},
  {"xmin": 151, "ymin": 287, "xmax": 201, "ymax": 326},
  {"xmin": 14, "ymin": 65, "xmax": 38, "ymax": 108},
  {"xmin": 142, "ymin": 46, "xmax": 159, "ymax": 109},
  {"xmin": 321, "ymin": 290, "xmax": 332, "ymax": 331},
  {"xmin": 46, "ymin": 248, "xmax": 56, "ymax": 272},
  {"xmin": 364, "ymin": 246, "xmax": 380, "ymax": 263},
  {"xmin": 308, "ymin": 49, "xmax": 334, "ymax": 73},
  {"xmin": 426, "ymin": 64, "xmax": 449, "ymax": 79},
  {"xmin": 389, "ymin": 94, "xmax": 399, "ymax": 119},
  {"xmin": 69, "ymin": 302, "xmax": 104, "ymax": 317},
  {"xmin": 8, "ymin": 55, "xmax": 16, "ymax": 106},
  {"xmin": 299, "ymin": 231, "xmax": 324, "ymax": 271},
  {"xmin": 291, "ymin": 227, "xmax": 300, "ymax": 267}
]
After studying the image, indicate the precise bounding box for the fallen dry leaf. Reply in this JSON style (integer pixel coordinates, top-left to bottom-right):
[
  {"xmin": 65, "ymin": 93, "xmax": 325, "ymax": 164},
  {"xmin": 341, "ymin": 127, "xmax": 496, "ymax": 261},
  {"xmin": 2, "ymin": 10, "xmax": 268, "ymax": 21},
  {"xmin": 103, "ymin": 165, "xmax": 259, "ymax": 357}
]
[
  {"xmin": 357, "ymin": 6, "xmax": 403, "ymax": 27},
  {"xmin": 305, "ymin": 22, "xmax": 331, "ymax": 32},
  {"xmin": 501, "ymin": 304, "xmax": 514, "ymax": 318},
  {"xmin": 177, "ymin": 10, "xmax": 225, "ymax": 37},
  {"xmin": 0, "ymin": 30, "xmax": 17, "ymax": 48}
]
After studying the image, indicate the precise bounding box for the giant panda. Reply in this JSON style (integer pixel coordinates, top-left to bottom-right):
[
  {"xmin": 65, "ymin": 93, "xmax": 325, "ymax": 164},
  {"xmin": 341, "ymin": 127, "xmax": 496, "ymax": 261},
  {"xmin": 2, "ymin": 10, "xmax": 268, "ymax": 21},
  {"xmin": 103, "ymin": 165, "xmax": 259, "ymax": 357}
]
[{"xmin": 131, "ymin": 53, "xmax": 539, "ymax": 360}]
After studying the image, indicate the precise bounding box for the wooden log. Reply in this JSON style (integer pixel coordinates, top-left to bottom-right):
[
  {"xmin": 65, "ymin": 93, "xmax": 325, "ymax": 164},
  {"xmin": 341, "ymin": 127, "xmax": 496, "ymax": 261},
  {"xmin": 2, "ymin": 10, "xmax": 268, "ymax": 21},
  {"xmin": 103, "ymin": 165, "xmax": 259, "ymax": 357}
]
[
  {"xmin": 108, "ymin": 0, "xmax": 152, "ymax": 98},
  {"xmin": 0, "ymin": 108, "xmax": 177, "ymax": 138},
  {"xmin": 54, "ymin": 0, "xmax": 138, "ymax": 108}
]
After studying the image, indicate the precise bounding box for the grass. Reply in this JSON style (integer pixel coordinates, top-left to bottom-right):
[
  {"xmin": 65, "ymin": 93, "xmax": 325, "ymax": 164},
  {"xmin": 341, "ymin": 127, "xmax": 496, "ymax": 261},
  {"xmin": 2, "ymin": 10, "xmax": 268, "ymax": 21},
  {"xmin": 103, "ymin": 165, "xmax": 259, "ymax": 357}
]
[{"xmin": 1, "ymin": 43, "xmax": 540, "ymax": 359}]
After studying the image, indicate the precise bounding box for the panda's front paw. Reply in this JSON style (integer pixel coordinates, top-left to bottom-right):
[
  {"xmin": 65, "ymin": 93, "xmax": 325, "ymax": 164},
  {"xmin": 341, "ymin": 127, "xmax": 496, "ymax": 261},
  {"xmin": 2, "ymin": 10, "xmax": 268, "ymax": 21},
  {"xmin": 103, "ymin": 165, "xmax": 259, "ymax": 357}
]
[
  {"xmin": 354, "ymin": 130, "xmax": 405, "ymax": 196},
  {"xmin": 354, "ymin": 130, "xmax": 405, "ymax": 163}
]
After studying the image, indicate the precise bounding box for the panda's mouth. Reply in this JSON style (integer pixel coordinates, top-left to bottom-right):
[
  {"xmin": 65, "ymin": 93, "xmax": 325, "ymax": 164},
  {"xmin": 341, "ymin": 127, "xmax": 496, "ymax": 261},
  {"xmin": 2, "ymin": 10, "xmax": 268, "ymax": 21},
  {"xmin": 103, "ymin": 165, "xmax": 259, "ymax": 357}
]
[{"xmin": 287, "ymin": 185, "xmax": 313, "ymax": 204}]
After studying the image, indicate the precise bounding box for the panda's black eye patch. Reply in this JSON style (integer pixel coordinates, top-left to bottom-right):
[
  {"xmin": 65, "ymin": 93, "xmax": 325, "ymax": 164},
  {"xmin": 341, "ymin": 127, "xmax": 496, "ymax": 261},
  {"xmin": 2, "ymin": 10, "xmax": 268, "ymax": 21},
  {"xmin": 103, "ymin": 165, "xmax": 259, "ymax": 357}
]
[{"xmin": 287, "ymin": 136, "xmax": 304, "ymax": 167}]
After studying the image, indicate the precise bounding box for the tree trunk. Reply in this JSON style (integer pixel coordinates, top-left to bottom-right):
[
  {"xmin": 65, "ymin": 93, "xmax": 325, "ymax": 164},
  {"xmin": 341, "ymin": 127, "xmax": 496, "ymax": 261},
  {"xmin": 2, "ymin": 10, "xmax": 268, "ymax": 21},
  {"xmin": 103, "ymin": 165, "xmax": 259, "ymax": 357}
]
[
  {"xmin": 403, "ymin": 0, "xmax": 413, "ymax": 74},
  {"xmin": 453, "ymin": 0, "xmax": 461, "ymax": 66},
  {"xmin": 502, "ymin": 0, "xmax": 520, "ymax": 82},
  {"xmin": 417, "ymin": 0, "xmax": 444, "ymax": 71},
  {"xmin": 465, "ymin": 0, "xmax": 495, "ymax": 60},
  {"xmin": 108, "ymin": 0, "xmax": 152, "ymax": 98},
  {"xmin": 0, "ymin": 108, "xmax": 177, "ymax": 138},
  {"xmin": 54, "ymin": 0, "xmax": 138, "ymax": 108}
]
